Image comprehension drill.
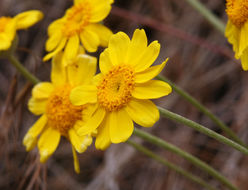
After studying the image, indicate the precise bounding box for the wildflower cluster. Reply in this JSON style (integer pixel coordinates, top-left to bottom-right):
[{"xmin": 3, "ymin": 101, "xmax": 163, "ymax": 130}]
[
  {"xmin": 3, "ymin": 0, "xmax": 172, "ymax": 173},
  {"xmin": 2, "ymin": 0, "xmax": 246, "ymax": 177},
  {"xmin": 2, "ymin": 1, "xmax": 248, "ymax": 189}
]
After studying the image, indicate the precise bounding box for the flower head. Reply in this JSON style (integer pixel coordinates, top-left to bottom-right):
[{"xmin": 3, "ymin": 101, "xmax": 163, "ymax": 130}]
[
  {"xmin": 23, "ymin": 52, "xmax": 97, "ymax": 173},
  {"xmin": 225, "ymin": 0, "xmax": 248, "ymax": 70},
  {"xmin": 43, "ymin": 0, "xmax": 114, "ymax": 63},
  {"xmin": 0, "ymin": 10, "xmax": 43, "ymax": 51},
  {"xmin": 70, "ymin": 29, "xmax": 172, "ymax": 150}
]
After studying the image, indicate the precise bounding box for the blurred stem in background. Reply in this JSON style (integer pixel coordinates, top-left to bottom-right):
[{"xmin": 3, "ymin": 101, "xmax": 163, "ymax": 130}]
[
  {"xmin": 7, "ymin": 55, "xmax": 40, "ymax": 84},
  {"xmin": 126, "ymin": 140, "xmax": 218, "ymax": 190},
  {"xmin": 157, "ymin": 75, "xmax": 246, "ymax": 147},
  {"xmin": 183, "ymin": 0, "xmax": 225, "ymax": 34},
  {"xmin": 133, "ymin": 128, "xmax": 238, "ymax": 190},
  {"xmin": 158, "ymin": 106, "xmax": 248, "ymax": 155},
  {"xmin": 2, "ymin": 36, "xmax": 40, "ymax": 85}
]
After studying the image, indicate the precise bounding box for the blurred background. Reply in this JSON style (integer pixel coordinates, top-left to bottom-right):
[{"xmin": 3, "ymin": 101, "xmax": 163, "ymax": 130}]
[{"xmin": 1, "ymin": 0, "xmax": 248, "ymax": 189}]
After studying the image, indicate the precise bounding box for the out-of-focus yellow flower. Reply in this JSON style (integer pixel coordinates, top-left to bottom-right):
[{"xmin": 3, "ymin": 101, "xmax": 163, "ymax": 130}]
[
  {"xmin": 70, "ymin": 29, "xmax": 172, "ymax": 150},
  {"xmin": 0, "ymin": 10, "xmax": 43, "ymax": 51},
  {"xmin": 23, "ymin": 52, "xmax": 97, "ymax": 173},
  {"xmin": 225, "ymin": 0, "xmax": 248, "ymax": 70},
  {"xmin": 43, "ymin": 0, "xmax": 114, "ymax": 63}
]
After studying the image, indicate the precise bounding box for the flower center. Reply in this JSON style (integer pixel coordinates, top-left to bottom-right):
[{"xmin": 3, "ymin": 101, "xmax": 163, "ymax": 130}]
[
  {"xmin": 0, "ymin": 17, "xmax": 11, "ymax": 33},
  {"xmin": 226, "ymin": 0, "xmax": 248, "ymax": 27},
  {"xmin": 97, "ymin": 65, "xmax": 135, "ymax": 112},
  {"xmin": 46, "ymin": 84, "xmax": 84, "ymax": 135},
  {"xmin": 62, "ymin": 1, "xmax": 92, "ymax": 37}
]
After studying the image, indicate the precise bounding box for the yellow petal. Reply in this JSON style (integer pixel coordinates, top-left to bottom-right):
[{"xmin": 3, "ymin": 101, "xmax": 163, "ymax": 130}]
[
  {"xmin": 68, "ymin": 54, "xmax": 97, "ymax": 86},
  {"xmin": 38, "ymin": 127, "xmax": 61, "ymax": 163},
  {"xmin": 64, "ymin": 35, "xmax": 79, "ymax": 62},
  {"xmin": 45, "ymin": 32, "xmax": 62, "ymax": 52},
  {"xmin": 82, "ymin": 103, "xmax": 98, "ymax": 122},
  {"xmin": 70, "ymin": 85, "xmax": 97, "ymax": 106},
  {"xmin": 107, "ymin": 32, "xmax": 130, "ymax": 66},
  {"xmin": 241, "ymin": 48, "xmax": 248, "ymax": 71},
  {"xmin": 125, "ymin": 99, "xmax": 159, "ymax": 127},
  {"xmin": 87, "ymin": 24, "xmax": 113, "ymax": 47},
  {"xmin": 32, "ymin": 82, "xmax": 54, "ymax": 99},
  {"xmin": 74, "ymin": 0, "xmax": 83, "ymax": 5},
  {"xmin": 48, "ymin": 18, "xmax": 64, "ymax": 36},
  {"xmin": 99, "ymin": 49, "xmax": 113, "ymax": 74},
  {"xmin": 0, "ymin": 34, "xmax": 12, "ymax": 50},
  {"xmin": 80, "ymin": 28, "xmax": 100, "ymax": 52},
  {"xmin": 74, "ymin": 103, "xmax": 98, "ymax": 131},
  {"xmin": 15, "ymin": 10, "xmax": 43, "ymax": 29},
  {"xmin": 72, "ymin": 146, "xmax": 80, "ymax": 174},
  {"xmin": 109, "ymin": 109, "xmax": 134, "ymax": 143},
  {"xmin": 69, "ymin": 128, "xmax": 92, "ymax": 153},
  {"xmin": 225, "ymin": 21, "xmax": 240, "ymax": 59},
  {"xmin": 0, "ymin": 18, "xmax": 16, "ymax": 50},
  {"xmin": 239, "ymin": 22, "xmax": 248, "ymax": 57},
  {"xmin": 95, "ymin": 114, "xmax": 111, "ymax": 150},
  {"xmin": 132, "ymin": 41, "xmax": 160, "ymax": 72},
  {"xmin": 51, "ymin": 52, "xmax": 66, "ymax": 86},
  {"xmin": 77, "ymin": 106, "xmax": 105, "ymax": 136},
  {"xmin": 126, "ymin": 29, "xmax": 147, "ymax": 63},
  {"xmin": 89, "ymin": 0, "xmax": 112, "ymax": 23},
  {"xmin": 135, "ymin": 59, "xmax": 168, "ymax": 83},
  {"xmin": 93, "ymin": 73, "xmax": 103, "ymax": 86},
  {"xmin": 23, "ymin": 114, "xmax": 47, "ymax": 151},
  {"xmin": 28, "ymin": 97, "xmax": 47, "ymax": 115},
  {"xmin": 43, "ymin": 37, "xmax": 67, "ymax": 62},
  {"xmin": 132, "ymin": 80, "xmax": 172, "ymax": 99}
]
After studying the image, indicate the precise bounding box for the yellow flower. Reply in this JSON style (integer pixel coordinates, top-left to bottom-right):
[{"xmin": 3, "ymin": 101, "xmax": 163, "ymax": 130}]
[
  {"xmin": 43, "ymin": 0, "xmax": 114, "ymax": 63},
  {"xmin": 0, "ymin": 10, "xmax": 43, "ymax": 51},
  {"xmin": 70, "ymin": 29, "xmax": 172, "ymax": 150},
  {"xmin": 225, "ymin": 0, "xmax": 248, "ymax": 70},
  {"xmin": 23, "ymin": 52, "xmax": 97, "ymax": 173}
]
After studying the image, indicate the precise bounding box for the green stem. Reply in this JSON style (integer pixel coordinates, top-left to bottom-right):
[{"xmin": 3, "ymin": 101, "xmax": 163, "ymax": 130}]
[
  {"xmin": 184, "ymin": 0, "xmax": 225, "ymax": 34},
  {"xmin": 158, "ymin": 106, "xmax": 248, "ymax": 155},
  {"xmin": 133, "ymin": 128, "xmax": 238, "ymax": 190},
  {"xmin": 127, "ymin": 140, "xmax": 218, "ymax": 190},
  {"xmin": 157, "ymin": 75, "xmax": 246, "ymax": 147},
  {"xmin": 7, "ymin": 54, "xmax": 40, "ymax": 85}
]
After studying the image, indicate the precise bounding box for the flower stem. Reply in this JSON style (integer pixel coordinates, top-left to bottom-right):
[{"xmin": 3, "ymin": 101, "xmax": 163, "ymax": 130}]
[
  {"xmin": 157, "ymin": 75, "xmax": 246, "ymax": 147},
  {"xmin": 133, "ymin": 128, "xmax": 238, "ymax": 190},
  {"xmin": 7, "ymin": 54, "xmax": 40, "ymax": 85},
  {"xmin": 126, "ymin": 140, "xmax": 218, "ymax": 190},
  {"xmin": 158, "ymin": 106, "xmax": 248, "ymax": 155},
  {"xmin": 183, "ymin": 0, "xmax": 225, "ymax": 34}
]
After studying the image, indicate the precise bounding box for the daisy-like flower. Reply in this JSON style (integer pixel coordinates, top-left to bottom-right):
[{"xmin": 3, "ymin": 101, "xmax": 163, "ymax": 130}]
[
  {"xmin": 43, "ymin": 0, "xmax": 114, "ymax": 63},
  {"xmin": 23, "ymin": 52, "xmax": 97, "ymax": 173},
  {"xmin": 0, "ymin": 10, "xmax": 43, "ymax": 51},
  {"xmin": 225, "ymin": 0, "xmax": 248, "ymax": 70},
  {"xmin": 70, "ymin": 29, "xmax": 172, "ymax": 150}
]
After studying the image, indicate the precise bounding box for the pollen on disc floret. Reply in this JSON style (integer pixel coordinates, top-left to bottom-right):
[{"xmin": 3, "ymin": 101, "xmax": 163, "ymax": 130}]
[
  {"xmin": 46, "ymin": 84, "xmax": 84, "ymax": 135},
  {"xmin": 62, "ymin": 1, "xmax": 92, "ymax": 37},
  {"xmin": 97, "ymin": 65, "xmax": 135, "ymax": 112},
  {"xmin": 226, "ymin": 0, "xmax": 248, "ymax": 27}
]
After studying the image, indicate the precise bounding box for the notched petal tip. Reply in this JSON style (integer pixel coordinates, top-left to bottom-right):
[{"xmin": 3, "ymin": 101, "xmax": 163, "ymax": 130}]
[
  {"xmin": 23, "ymin": 133, "xmax": 37, "ymax": 151},
  {"xmin": 39, "ymin": 149, "xmax": 50, "ymax": 163}
]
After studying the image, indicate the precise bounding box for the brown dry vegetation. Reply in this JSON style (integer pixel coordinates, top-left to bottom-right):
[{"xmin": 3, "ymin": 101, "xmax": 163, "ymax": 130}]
[{"xmin": 1, "ymin": 0, "xmax": 248, "ymax": 189}]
